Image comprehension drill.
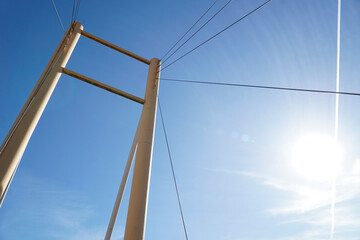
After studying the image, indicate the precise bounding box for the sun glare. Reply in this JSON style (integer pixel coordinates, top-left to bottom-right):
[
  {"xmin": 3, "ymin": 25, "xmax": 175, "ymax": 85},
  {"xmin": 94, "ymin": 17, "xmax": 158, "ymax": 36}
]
[{"xmin": 292, "ymin": 134, "xmax": 342, "ymax": 181}]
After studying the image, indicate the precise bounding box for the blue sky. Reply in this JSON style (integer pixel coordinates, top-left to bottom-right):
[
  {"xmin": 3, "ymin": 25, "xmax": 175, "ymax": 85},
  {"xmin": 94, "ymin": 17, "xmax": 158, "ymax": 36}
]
[{"xmin": 1, "ymin": 0, "xmax": 360, "ymax": 239}]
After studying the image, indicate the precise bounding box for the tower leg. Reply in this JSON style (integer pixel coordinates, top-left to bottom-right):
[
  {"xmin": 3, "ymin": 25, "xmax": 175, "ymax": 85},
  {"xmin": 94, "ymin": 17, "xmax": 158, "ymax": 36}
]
[
  {"xmin": 0, "ymin": 22, "xmax": 83, "ymax": 205},
  {"xmin": 105, "ymin": 113, "xmax": 143, "ymax": 240},
  {"xmin": 124, "ymin": 58, "xmax": 161, "ymax": 240}
]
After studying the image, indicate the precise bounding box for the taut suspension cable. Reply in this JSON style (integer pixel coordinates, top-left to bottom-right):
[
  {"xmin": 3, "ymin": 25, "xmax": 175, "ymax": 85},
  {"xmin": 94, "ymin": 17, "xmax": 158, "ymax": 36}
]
[
  {"xmin": 161, "ymin": 0, "xmax": 273, "ymax": 71},
  {"xmin": 158, "ymin": 100, "xmax": 189, "ymax": 240}
]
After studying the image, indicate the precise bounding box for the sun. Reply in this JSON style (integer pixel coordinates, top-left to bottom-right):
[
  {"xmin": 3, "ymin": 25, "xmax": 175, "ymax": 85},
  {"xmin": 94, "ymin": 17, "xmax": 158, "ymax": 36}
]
[{"xmin": 292, "ymin": 134, "xmax": 342, "ymax": 181}]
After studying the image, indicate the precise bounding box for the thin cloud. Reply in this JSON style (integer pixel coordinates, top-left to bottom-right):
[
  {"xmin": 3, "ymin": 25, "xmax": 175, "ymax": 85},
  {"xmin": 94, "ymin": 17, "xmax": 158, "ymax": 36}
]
[
  {"xmin": 213, "ymin": 169, "xmax": 360, "ymax": 214},
  {"xmin": 211, "ymin": 168, "xmax": 360, "ymax": 239},
  {"xmin": 0, "ymin": 173, "xmax": 125, "ymax": 240}
]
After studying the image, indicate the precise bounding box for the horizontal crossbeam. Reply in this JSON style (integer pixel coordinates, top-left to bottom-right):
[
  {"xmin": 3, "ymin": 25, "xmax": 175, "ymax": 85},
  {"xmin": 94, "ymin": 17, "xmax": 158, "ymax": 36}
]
[
  {"xmin": 81, "ymin": 30, "xmax": 150, "ymax": 65},
  {"xmin": 62, "ymin": 68, "xmax": 145, "ymax": 104}
]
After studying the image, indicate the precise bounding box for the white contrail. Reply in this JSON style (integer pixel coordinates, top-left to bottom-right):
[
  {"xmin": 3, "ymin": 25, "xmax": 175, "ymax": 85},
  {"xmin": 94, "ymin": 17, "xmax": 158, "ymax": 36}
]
[
  {"xmin": 331, "ymin": 0, "xmax": 341, "ymax": 239},
  {"xmin": 331, "ymin": 178, "xmax": 336, "ymax": 240}
]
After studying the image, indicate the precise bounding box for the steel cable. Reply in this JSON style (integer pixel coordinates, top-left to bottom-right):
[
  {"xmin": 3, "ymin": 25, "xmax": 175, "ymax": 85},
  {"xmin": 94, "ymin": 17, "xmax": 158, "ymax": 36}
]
[
  {"xmin": 161, "ymin": 0, "xmax": 219, "ymax": 61},
  {"xmin": 161, "ymin": 78, "xmax": 360, "ymax": 97},
  {"xmin": 51, "ymin": 0, "xmax": 65, "ymax": 32},
  {"xmin": 161, "ymin": 0, "xmax": 273, "ymax": 71},
  {"xmin": 158, "ymin": 100, "xmax": 189, "ymax": 240},
  {"xmin": 162, "ymin": 0, "xmax": 232, "ymax": 64}
]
